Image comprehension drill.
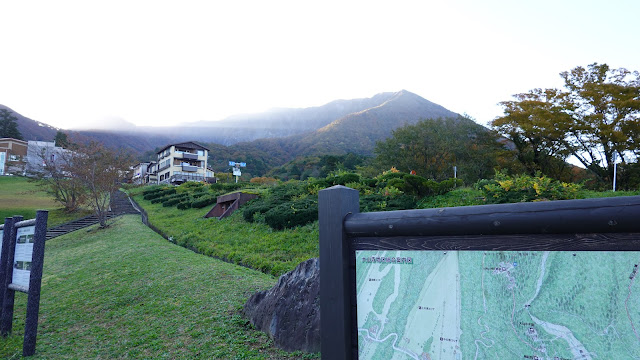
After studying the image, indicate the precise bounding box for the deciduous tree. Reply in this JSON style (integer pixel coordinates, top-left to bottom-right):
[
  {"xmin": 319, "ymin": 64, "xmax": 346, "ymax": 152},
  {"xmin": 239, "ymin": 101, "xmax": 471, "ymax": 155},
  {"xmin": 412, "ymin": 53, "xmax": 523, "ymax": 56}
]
[
  {"xmin": 31, "ymin": 145, "xmax": 86, "ymax": 212},
  {"xmin": 493, "ymin": 63, "xmax": 640, "ymax": 186},
  {"xmin": 73, "ymin": 142, "xmax": 133, "ymax": 227},
  {"xmin": 374, "ymin": 117, "xmax": 508, "ymax": 183}
]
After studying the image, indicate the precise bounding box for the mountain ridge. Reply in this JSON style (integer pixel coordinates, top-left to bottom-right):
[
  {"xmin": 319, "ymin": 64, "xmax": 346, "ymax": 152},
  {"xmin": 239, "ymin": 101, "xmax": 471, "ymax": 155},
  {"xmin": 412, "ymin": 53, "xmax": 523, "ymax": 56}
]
[{"xmin": 4, "ymin": 90, "xmax": 467, "ymax": 171}]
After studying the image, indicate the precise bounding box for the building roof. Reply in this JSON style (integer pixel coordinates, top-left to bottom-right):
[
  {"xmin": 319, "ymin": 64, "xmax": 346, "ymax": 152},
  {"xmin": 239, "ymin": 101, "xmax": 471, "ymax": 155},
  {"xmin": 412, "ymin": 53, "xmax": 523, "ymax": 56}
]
[
  {"xmin": 0, "ymin": 138, "xmax": 28, "ymax": 145},
  {"xmin": 156, "ymin": 141, "xmax": 210, "ymax": 154}
]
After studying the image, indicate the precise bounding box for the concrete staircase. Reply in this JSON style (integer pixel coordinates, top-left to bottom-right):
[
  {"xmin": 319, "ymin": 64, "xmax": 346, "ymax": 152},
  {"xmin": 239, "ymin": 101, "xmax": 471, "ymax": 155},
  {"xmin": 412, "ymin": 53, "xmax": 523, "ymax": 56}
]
[{"xmin": 45, "ymin": 190, "xmax": 139, "ymax": 240}]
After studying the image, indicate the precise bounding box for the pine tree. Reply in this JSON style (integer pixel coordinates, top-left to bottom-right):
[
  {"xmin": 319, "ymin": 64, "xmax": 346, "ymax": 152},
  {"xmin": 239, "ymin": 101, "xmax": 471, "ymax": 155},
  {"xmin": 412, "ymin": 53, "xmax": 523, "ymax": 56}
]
[{"xmin": 0, "ymin": 109, "xmax": 23, "ymax": 140}]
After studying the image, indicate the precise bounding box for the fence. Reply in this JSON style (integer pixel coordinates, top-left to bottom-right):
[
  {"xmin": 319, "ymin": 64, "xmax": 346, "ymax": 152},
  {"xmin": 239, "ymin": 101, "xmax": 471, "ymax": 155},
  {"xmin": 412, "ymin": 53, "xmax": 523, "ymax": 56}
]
[{"xmin": 319, "ymin": 185, "xmax": 640, "ymax": 359}]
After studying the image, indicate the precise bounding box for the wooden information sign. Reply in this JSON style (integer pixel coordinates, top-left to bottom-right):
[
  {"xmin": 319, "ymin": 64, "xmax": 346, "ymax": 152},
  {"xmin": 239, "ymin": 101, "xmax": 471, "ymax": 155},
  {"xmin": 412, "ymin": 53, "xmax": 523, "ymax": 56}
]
[
  {"xmin": 0, "ymin": 210, "xmax": 48, "ymax": 357},
  {"xmin": 319, "ymin": 186, "xmax": 640, "ymax": 360}
]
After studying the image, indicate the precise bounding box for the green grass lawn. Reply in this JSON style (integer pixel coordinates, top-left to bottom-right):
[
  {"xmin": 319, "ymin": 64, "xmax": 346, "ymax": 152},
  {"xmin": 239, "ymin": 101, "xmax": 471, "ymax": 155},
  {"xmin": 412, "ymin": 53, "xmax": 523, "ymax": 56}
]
[
  {"xmin": 0, "ymin": 176, "xmax": 92, "ymax": 227},
  {"xmin": 0, "ymin": 215, "xmax": 317, "ymax": 359}
]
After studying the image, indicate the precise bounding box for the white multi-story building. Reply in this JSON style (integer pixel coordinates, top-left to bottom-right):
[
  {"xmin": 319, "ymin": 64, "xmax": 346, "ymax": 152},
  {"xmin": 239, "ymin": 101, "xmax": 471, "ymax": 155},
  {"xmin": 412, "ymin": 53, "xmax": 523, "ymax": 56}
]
[{"xmin": 156, "ymin": 142, "xmax": 210, "ymax": 185}]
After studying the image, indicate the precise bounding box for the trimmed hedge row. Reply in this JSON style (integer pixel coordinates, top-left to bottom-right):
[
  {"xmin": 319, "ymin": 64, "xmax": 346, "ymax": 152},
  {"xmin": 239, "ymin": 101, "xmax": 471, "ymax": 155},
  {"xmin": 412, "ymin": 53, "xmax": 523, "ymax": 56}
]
[
  {"xmin": 192, "ymin": 195, "xmax": 218, "ymax": 209},
  {"xmin": 144, "ymin": 187, "xmax": 176, "ymax": 200},
  {"xmin": 151, "ymin": 191, "xmax": 185, "ymax": 204}
]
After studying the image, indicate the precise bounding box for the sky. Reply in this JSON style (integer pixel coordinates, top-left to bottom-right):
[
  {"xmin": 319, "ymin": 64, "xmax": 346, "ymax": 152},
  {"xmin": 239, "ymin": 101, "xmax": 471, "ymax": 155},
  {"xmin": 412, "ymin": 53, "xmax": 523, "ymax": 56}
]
[{"xmin": 1, "ymin": 0, "xmax": 639, "ymax": 130}]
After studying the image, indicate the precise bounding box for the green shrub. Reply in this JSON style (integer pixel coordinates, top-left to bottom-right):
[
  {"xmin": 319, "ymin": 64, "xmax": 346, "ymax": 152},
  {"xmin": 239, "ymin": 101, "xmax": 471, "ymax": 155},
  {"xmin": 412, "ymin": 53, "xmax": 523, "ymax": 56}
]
[
  {"xmin": 210, "ymin": 182, "xmax": 246, "ymax": 192},
  {"xmin": 267, "ymin": 181, "xmax": 307, "ymax": 200},
  {"xmin": 144, "ymin": 187, "xmax": 176, "ymax": 200},
  {"xmin": 264, "ymin": 197, "xmax": 318, "ymax": 230},
  {"xmin": 162, "ymin": 198, "xmax": 183, "ymax": 207},
  {"xmin": 177, "ymin": 201, "xmax": 192, "ymax": 210},
  {"xmin": 142, "ymin": 186, "xmax": 166, "ymax": 197},
  {"xmin": 482, "ymin": 171, "xmax": 581, "ymax": 204},
  {"xmin": 328, "ymin": 172, "xmax": 360, "ymax": 186},
  {"xmin": 360, "ymin": 194, "xmax": 417, "ymax": 212},
  {"xmin": 436, "ymin": 178, "xmax": 464, "ymax": 194},
  {"xmin": 242, "ymin": 199, "xmax": 272, "ymax": 222},
  {"xmin": 192, "ymin": 195, "xmax": 217, "ymax": 208},
  {"xmin": 152, "ymin": 192, "xmax": 188, "ymax": 204},
  {"xmin": 180, "ymin": 181, "xmax": 205, "ymax": 190}
]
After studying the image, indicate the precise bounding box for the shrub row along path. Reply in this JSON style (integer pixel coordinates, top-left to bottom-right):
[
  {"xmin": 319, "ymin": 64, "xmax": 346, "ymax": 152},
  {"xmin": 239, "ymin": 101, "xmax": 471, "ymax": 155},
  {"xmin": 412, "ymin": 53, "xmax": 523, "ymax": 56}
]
[{"xmin": 45, "ymin": 190, "xmax": 139, "ymax": 240}]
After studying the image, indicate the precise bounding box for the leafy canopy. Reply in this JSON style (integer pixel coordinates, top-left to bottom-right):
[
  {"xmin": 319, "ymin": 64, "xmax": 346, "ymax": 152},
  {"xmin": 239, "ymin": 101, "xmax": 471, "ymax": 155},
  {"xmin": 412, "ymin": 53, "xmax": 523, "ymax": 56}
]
[
  {"xmin": 493, "ymin": 63, "xmax": 640, "ymax": 186},
  {"xmin": 374, "ymin": 117, "xmax": 508, "ymax": 183}
]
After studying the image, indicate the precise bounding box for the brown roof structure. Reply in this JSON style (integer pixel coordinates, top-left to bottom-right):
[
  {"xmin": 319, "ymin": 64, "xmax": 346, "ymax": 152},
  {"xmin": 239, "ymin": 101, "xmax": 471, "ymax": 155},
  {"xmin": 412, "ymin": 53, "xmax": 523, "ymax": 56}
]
[{"xmin": 156, "ymin": 141, "xmax": 210, "ymax": 154}]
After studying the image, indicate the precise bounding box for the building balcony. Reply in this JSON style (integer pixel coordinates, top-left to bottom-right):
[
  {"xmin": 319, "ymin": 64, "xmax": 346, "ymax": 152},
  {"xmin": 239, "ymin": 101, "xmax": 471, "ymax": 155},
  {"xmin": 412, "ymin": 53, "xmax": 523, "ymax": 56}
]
[
  {"xmin": 158, "ymin": 173, "xmax": 204, "ymax": 185},
  {"xmin": 177, "ymin": 152, "xmax": 199, "ymax": 160},
  {"xmin": 182, "ymin": 164, "xmax": 199, "ymax": 172}
]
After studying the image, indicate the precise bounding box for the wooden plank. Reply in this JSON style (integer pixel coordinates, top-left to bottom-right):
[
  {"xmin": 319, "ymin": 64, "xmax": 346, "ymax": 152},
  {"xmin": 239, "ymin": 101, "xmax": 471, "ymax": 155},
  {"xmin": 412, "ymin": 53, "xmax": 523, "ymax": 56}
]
[
  {"xmin": 344, "ymin": 195, "xmax": 640, "ymax": 237},
  {"xmin": 351, "ymin": 233, "xmax": 640, "ymax": 251}
]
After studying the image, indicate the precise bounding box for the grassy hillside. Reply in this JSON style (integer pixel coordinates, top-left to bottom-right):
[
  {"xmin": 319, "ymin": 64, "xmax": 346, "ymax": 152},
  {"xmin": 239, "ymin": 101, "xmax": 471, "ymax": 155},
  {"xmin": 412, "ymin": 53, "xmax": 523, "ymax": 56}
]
[
  {"xmin": 130, "ymin": 186, "xmax": 318, "ymax": 276},
  {"xmin": 0, "ymin": 176, "xmax": 91, "ymax": 227},
  {"xmin": 0, "ymin": 215, "xmax": 316, "ymax": 359}
]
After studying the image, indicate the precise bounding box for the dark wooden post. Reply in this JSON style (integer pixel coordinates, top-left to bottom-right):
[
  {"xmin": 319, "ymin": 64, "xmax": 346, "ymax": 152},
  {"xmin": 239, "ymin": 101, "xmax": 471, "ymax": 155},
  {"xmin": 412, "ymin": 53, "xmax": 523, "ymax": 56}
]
[
  {"xmin": 0, "ymin": 218, "xmax": 13, "ymax": 323},
  {"xmin": 0, "ymin": 215, "xmax": 22, "ymax": 336},
  {"xmin": 23, "ymin": 210, "xmax": 48, "ymax": 356},
  {"xmin": 318, "ymin": 185, "xmax": 359, "ymax": 360}
]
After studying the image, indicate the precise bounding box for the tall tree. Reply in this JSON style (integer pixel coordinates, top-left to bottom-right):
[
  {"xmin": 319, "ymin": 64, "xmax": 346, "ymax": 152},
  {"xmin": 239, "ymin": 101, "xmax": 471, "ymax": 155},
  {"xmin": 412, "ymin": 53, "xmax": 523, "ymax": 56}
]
[
  {"xmin": 0, "ymin": 109, "xmax": 23, "ymax": 140},
  {"xmin": 493, "ymin": 63, "xmax": 640, "ymax": 185},
  {"xmin": 73, "ymin": 142, "xmax": 133, "ymax": 227},
  {"xmin": 54, "ymin": 130, "xmax": 71, "ymax": 149},
  {"xmin": 30, "ymin": 146, "xmax": 86, "ymax": 212},
  {"xmin": 374, "ymin": 117, "xmax": 509, "ymax": 183}
]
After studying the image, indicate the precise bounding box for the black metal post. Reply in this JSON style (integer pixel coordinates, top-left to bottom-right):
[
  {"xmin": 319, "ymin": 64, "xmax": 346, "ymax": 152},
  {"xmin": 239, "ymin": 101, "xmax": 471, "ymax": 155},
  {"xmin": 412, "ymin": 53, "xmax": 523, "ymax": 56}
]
[
  {"xmin": 23, "ymin": 210, "xmax": 48, "ymax": 356},
  {"xmin": 0, "ymin": 218, "xmax": 13, "ymax": 324},
  {"xmin": 0, "ymin": 215, "xmax": 22, "ymax": 336},
  {"xmin": 318, "ymin": 185, "xmax": 359, "ymax": 360}
]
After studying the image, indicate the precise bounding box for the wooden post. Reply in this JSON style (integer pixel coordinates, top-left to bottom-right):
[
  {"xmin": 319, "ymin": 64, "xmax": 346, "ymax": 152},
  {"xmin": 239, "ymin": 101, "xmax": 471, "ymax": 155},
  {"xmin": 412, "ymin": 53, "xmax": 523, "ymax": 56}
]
[
  {"xmin": 318, "ymin": 185, "xmax": 359, "ymax": 360},
  {"xmin": 0, "ymin": 218, "xmax": 13, "ymax": 323},
  {"xmin": 23, "ymin": 210, "xmax": 48, "ymax": 356},
  {"xmin": 0, "ymin": 215, "xmax": 22, "ymax": 336}
]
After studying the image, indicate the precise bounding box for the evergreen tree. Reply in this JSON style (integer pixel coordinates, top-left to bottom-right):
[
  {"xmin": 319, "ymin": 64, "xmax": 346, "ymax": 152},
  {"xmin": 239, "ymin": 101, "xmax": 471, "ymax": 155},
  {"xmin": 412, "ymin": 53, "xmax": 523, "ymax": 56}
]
[
  {"xmin": 0, "ymin": 109, "xmax": 23, "ymax": 140},
  {"xmin": 54, "ymin": 130, "xmax": 71, "ymax": 148}
]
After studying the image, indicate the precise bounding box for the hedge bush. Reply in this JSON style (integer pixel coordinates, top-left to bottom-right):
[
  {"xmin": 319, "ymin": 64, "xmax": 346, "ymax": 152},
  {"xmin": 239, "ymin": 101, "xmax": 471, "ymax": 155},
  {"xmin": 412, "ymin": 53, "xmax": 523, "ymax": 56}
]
[
  {"xmin": 192, "ymin": 195, "xmax": 217, "ymax": 208},
  {"xmin": 144, "ymin": 187, "xmax": 176, "ymax": 200},
  {"xmin": 162, "ymin": 198, "xmax": 184, "ymax": 207},
  {"xmin": 242, "ymin": 200, "xmax": 273, "ymax": 222},
  {"xmin": 151, "ymin": 192, "xmax": 187, "ymax": 204},
  {"xmin": 176, "ymin": 201, "xmax": 193, "ymax": 210},
  {"xmin": 263, "ymin": 197, "xmax": 318, "ymax": 230},
  {"xmin": 481, "ymin": 171, "xmax": 581, "ymax": 204}
]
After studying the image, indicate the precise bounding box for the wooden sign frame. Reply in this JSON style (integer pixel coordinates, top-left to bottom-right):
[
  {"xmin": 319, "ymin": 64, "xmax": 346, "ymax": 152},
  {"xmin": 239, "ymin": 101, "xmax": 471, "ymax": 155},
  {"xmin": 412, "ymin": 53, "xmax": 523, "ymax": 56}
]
[
  {"xmin": 318, "ymin": 185, "xmax": 640, "ymax": 359},
  {"xmin": 1, "ymin": 210, "xmax": 48, "ymax": 357}
]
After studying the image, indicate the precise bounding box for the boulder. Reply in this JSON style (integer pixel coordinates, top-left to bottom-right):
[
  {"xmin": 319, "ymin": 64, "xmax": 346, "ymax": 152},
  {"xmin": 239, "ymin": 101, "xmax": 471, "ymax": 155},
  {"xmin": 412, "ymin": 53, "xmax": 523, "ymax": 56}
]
[{"xmin": 243, "ymin": 257, "xmax": 320, "ymax": 353}]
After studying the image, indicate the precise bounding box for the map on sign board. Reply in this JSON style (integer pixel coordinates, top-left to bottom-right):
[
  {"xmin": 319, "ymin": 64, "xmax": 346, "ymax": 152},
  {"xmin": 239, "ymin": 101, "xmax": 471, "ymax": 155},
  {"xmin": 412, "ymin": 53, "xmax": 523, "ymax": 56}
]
[
  {"xmin": 356, "ymin": 250, "xmax": 640, "ymax": 360},
  {"xmin": 13, "ymin": 226, "xmax": 35, "ymax": 288}
]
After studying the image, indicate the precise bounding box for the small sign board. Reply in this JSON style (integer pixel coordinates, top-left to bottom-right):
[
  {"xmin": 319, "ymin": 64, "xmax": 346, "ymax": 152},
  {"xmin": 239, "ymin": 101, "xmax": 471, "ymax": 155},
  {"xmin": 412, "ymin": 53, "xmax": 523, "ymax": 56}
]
[
  {"xmin": 0, "ymin": 211, "xmax": 48, "ymax": 357},
  {"xmin": 229, "ymin": 161, "xmax": 247, "ymax": 167},
  {"xmin": 12, "ymin": 226, "xmax": 35, "ymax": 289},
  {"xmin": 232, "ymin": 168, "xmax": 242, "ymax": 176}
]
